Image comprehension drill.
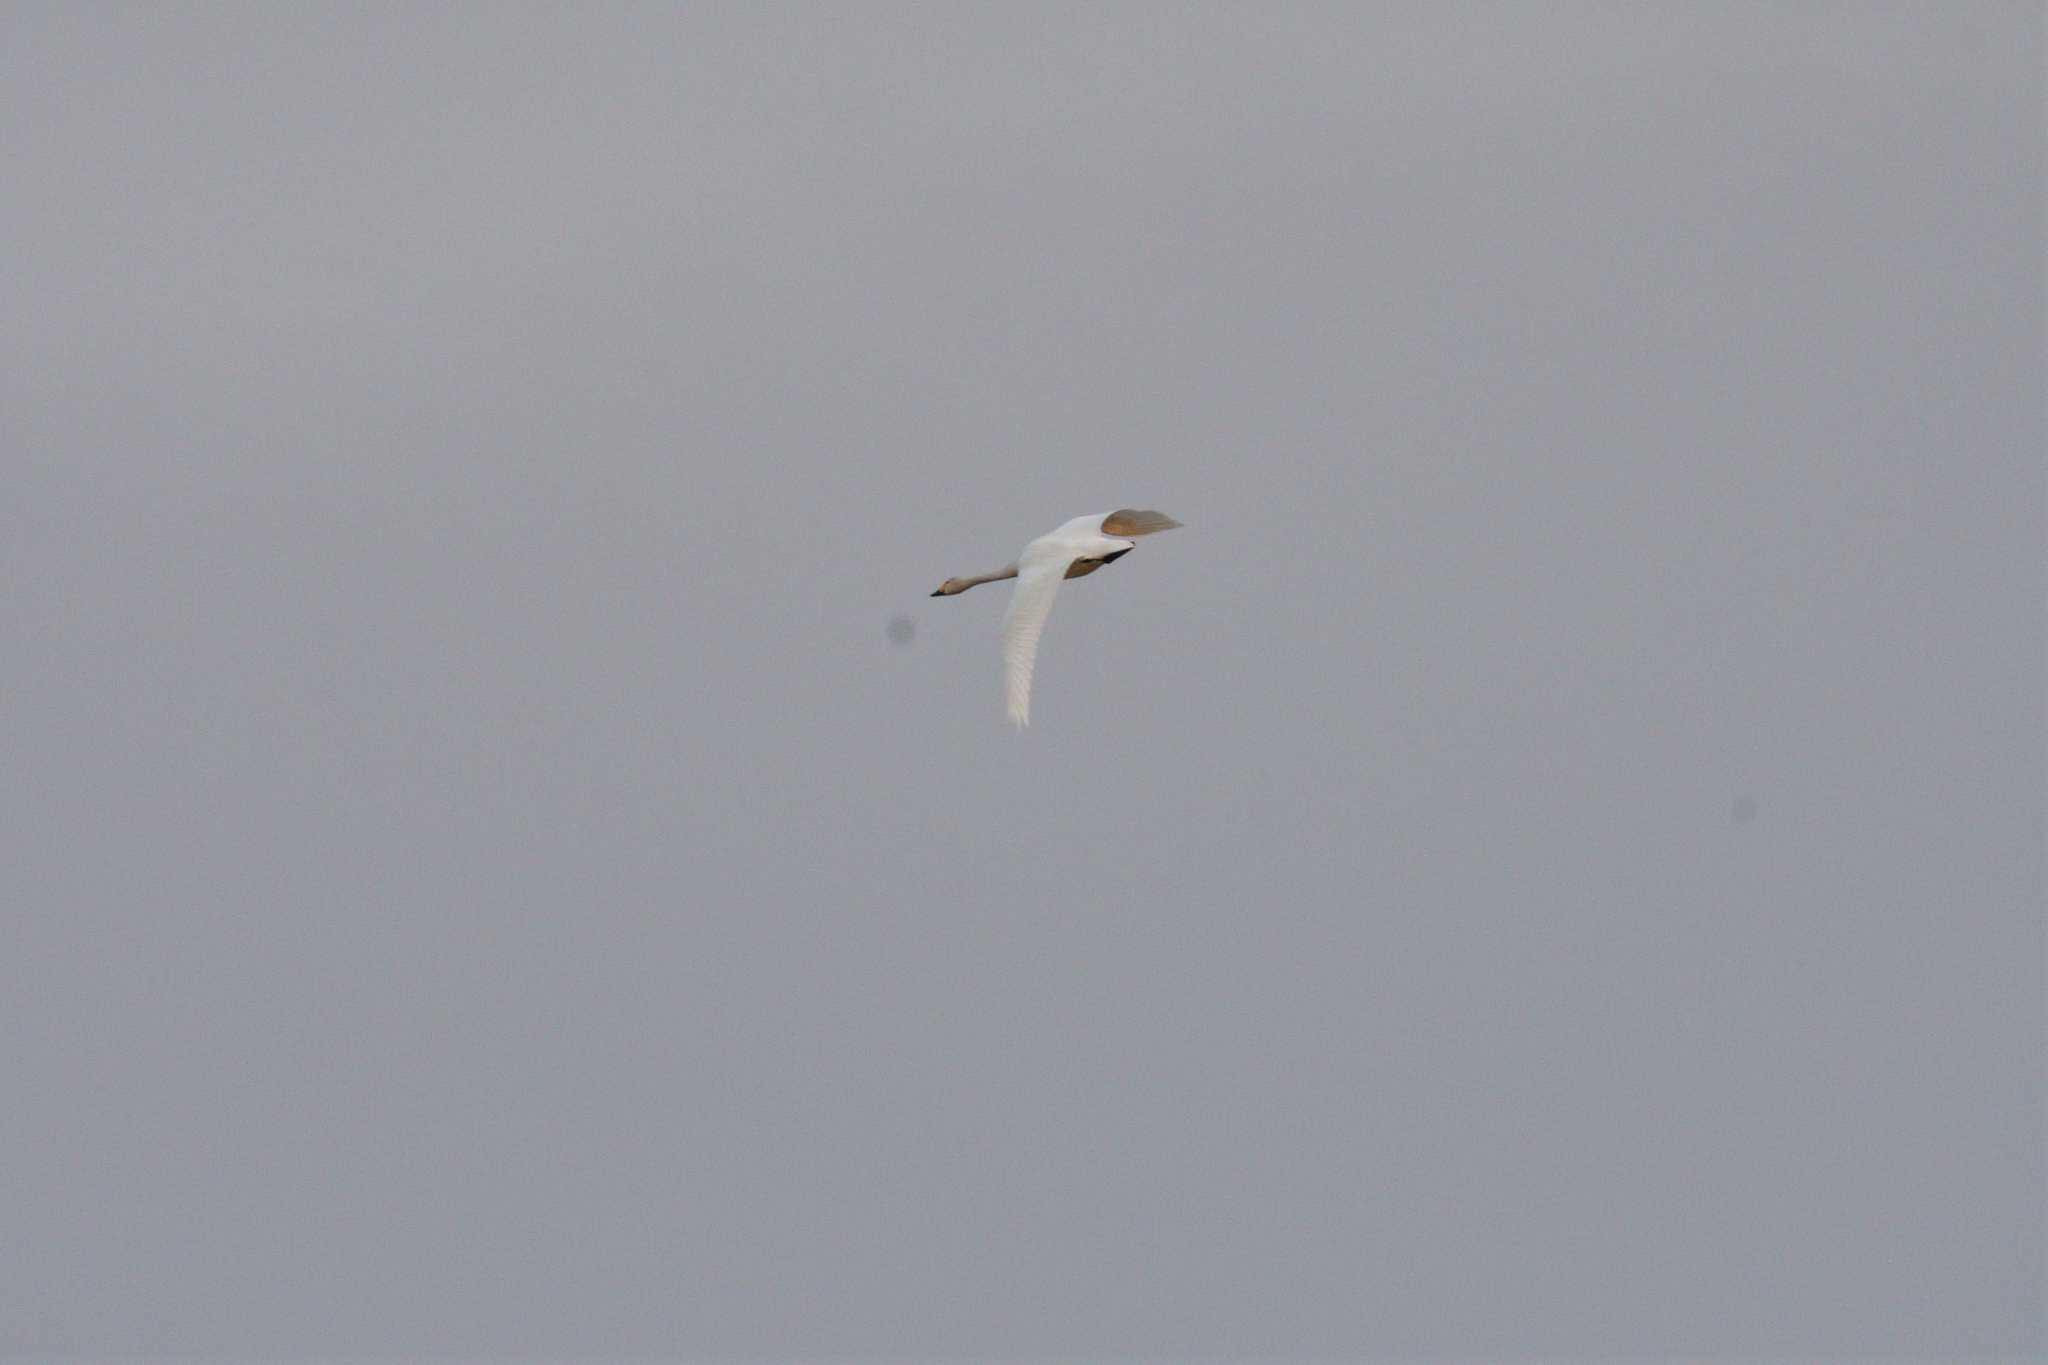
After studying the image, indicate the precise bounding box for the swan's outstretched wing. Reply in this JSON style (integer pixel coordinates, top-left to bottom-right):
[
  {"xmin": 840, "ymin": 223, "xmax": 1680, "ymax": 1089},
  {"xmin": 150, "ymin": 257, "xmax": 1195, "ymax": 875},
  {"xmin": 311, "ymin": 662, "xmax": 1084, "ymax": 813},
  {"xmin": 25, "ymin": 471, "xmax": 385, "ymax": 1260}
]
[
  {"xmin": 1001, "ymin": 554, "xmax": 1074, "ymax": 727},
  {"xmin": 1101, "ymin": 508, "xmax": 1183, "ymax": 536}
]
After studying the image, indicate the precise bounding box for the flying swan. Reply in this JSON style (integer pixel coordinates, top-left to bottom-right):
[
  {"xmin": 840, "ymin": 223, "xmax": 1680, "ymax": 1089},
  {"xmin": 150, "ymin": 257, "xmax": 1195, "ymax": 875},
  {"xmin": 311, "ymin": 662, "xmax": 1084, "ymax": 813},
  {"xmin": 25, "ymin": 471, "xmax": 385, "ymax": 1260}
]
[{"xmin": 930, "ymin": 508, "xmax": 1183, "ymax": 726}]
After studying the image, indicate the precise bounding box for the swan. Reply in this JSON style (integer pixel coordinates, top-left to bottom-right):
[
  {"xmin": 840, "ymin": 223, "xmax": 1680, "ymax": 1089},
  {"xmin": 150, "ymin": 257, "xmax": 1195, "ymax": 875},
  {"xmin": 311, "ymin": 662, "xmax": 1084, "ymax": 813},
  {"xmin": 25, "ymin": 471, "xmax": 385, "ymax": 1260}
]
[{"xmin": 930, "ymin": 508, "xmax": 1183, "ymax": 726}]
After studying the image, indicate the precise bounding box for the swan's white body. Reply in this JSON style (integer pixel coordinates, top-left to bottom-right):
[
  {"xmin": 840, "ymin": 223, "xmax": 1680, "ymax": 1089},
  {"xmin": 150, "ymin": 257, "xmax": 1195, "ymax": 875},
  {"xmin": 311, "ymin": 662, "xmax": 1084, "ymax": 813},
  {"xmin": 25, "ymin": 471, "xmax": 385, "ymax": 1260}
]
[{"xmin": 930, "ymin": 508, "xmax": 1182, "ymax": 727}]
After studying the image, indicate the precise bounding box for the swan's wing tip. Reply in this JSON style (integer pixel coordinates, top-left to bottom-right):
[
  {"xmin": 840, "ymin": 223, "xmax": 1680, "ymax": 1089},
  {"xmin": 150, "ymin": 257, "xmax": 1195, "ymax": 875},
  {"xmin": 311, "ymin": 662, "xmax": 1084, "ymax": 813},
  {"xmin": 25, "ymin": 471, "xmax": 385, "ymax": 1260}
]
[{"xmin": 1102, "ymin": 508, "xmax": 1183, "ymax": 536}]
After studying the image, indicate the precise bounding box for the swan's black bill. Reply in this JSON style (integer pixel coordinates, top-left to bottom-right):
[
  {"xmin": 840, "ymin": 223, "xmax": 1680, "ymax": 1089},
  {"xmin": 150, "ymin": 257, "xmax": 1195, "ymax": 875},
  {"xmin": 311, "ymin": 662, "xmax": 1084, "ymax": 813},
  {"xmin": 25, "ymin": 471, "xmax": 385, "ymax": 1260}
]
[{"xmin": 929, "ymin": 588, "xmax": 945, "ymax": 597}]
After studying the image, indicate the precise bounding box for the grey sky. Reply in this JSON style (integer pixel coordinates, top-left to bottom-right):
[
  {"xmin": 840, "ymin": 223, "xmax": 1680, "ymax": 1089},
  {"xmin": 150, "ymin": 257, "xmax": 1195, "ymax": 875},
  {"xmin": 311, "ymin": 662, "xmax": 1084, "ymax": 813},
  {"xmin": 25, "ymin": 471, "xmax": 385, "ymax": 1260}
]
[{"xmin": 3, "ymin": 2, "xmax": 2041, "ymax": 1358}]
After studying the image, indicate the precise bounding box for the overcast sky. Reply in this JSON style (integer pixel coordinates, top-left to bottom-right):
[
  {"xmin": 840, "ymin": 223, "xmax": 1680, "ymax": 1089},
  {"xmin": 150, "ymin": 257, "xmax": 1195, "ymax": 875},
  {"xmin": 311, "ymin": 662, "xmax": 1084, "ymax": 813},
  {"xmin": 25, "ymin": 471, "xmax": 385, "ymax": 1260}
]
[{"xmin": 3, "ymin": 3, "xmax": 2041, "ymax": 1359}]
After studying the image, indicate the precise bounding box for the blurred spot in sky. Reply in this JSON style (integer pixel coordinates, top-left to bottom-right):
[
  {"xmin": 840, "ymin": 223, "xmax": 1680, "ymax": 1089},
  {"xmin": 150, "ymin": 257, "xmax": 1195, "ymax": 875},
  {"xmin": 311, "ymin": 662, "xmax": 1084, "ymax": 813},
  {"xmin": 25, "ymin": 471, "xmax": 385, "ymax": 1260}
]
[
  {"xmin": 1731, "ymin": 794, "xmax": 1759, "ymax": 825},
  {"xmin": 886, "ymin": 615, "xmax": 916, "ymax": 647}
]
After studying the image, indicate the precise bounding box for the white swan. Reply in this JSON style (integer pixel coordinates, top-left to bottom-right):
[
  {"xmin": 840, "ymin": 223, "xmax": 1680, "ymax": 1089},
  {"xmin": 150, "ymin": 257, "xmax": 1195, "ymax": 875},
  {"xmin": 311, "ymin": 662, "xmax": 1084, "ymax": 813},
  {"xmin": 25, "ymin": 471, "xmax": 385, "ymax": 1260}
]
[{"xmin": 930, "ymin": 508, "xmax": 1183, "ymax": 726}]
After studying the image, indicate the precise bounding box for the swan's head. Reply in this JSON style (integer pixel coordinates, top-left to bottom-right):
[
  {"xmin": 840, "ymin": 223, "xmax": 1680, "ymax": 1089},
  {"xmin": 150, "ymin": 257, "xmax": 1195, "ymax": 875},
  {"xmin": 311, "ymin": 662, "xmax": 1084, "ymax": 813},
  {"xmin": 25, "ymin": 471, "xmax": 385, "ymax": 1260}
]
[{"xmin": 931, "ymin": 578, "xmax": 968, "ymax": 596}]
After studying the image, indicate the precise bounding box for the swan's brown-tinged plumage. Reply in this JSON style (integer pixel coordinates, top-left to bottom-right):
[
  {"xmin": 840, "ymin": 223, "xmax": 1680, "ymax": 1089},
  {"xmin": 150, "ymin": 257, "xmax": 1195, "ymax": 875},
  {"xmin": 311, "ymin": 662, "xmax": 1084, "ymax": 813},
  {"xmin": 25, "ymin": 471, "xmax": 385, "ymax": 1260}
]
[{"xmin": 1100, "ymin": 508, "xmax": 1184, "ymax": 537}]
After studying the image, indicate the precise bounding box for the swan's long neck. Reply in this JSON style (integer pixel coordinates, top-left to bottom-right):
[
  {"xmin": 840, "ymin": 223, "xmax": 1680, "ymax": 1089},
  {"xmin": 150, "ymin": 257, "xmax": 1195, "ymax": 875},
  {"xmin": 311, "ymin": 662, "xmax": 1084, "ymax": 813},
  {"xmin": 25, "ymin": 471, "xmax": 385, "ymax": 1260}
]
[{"xmin": 944, "ymin": 563, "xmax": 1018, "ymax": 594}]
